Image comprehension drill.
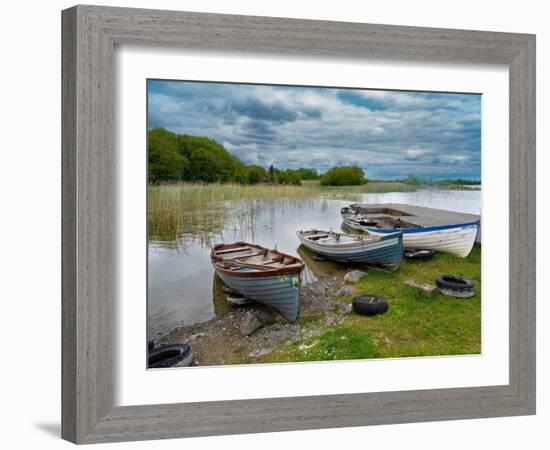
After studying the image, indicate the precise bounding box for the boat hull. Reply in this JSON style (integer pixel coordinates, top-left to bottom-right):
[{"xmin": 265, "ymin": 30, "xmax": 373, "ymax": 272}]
[
  {"xmin": 342, "ymin": 217, "xmax": 367, "ymax": 231},
  {"xmin": 214, "ymin": 270, "xmax": 301, "ymax": 322},
  {"xmin": 297, "ymin": 232, "xmax": 403, "ymax": 271},
  {"xmin": 365, "ymin": 221, "xmax": 479, "ymax": 258}
]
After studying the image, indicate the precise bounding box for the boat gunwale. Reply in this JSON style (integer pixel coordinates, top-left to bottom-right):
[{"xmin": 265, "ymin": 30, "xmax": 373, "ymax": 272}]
[
  {"xmin": 364, "ymin": 220, "xmax": 480, "ymax": 234},
  {"xmin": 297, "ymin": 229, "xmax": 402, "ymax": 249},
  {"xmin": 211, "ymin": 241, "xmax": 305, "ymax": 278}
]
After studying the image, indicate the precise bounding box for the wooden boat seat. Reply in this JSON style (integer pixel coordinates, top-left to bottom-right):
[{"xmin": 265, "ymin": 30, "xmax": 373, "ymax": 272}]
[
  {"xmin": 224, "ymin": 260, "xmax": 273, "ymax": 271},
  {"xmin": 224, "ymin": 250, "xmax": 265, "ymax": 260},
  {"xmin": 307, "ymin": 234, "xmax": 330, "ymax": 240},
  {"xmin": 216, "ymin": 246, "xmax": 251, "ymax": 254}
]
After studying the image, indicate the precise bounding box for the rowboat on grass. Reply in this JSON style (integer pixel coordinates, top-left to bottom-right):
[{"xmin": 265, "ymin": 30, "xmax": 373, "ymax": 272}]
[
  {"xmin": 210, "ymin": 242, "xmax": 305, "ymax": 322},
  {"xmin": 341, "ymin": 210, "xmax": 479, "ymax": 258},
  {"xmin": 296, "ymin": 229, "xmax": 403, "ymax": 271}
]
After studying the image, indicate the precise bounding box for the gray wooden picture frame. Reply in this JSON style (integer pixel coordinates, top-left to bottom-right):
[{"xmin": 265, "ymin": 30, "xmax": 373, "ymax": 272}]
[{"xmin": 61, "ymin": 5, "xmax": 536, "ymax": 444}]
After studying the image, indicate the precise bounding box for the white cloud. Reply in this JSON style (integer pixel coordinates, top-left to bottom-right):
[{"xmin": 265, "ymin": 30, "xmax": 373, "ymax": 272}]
[{"xmin": 147, "ymin": 80, "xmax": 481, "ymax": 179}]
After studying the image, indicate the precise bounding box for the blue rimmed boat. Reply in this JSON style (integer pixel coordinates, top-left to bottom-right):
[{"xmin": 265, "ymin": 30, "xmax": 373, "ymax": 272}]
[
  {"xmin": 342, "ymin": 207, "xmax": 480, "ymax": 258},
  {"xmin": 363, "ymin": 221, "xmax": 480, "ymax": 258},
  {"xmin": 211, "ymin": 242, "xmax": 304, "ymax": 322},
  {"xmin": 296, "ymin": 229, "xmax": 403, "ymax": 272}
]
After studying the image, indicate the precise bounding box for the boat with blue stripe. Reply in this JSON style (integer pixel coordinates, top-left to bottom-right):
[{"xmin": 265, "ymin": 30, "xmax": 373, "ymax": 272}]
[
  {"xmin": 341, "ymin": 208, "xmax": 479, "ymax": 258},
  {"xmin": 297, "ymin": 229, "xmax": 403, "ymax": 272},
  {"xmin": 211, "ymin": 242, "xmax": 304, "ymax": 322}
]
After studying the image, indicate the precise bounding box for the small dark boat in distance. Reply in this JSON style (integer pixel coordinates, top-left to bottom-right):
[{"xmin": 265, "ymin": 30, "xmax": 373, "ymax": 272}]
[
  {"xmin": 297, "ymin": 229, "xmax": 404, "ymax": 272},
  {"xmin": 210, "ymin": 242, "xmax": 304, "ymax": 322}
]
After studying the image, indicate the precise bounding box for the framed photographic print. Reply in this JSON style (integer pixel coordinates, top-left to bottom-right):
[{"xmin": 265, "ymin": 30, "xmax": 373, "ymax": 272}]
[{"xmin": 62, "ymin": 5, "xmax": 536, "ymax": 444}]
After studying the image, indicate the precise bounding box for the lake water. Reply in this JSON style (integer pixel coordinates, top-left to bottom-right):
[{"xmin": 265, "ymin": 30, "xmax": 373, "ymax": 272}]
[{"xmin": 148, "ymin": 189, "xmax": 481, "ymax": 338}]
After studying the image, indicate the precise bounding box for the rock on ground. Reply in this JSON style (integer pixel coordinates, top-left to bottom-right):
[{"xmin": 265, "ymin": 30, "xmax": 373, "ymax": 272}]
[
  {"xmin": 344, "ymin": 270, "xmax": 366, "ymax": 283},
  {"xmin": 248, "ymin": 348, "xmax": 272, "ymax": 358},
  {"xmin": 307, "ymin": 282, "xmax": 325, "ymax": 296},
  {"xmin": 337, "ymin": 285, "xmax": 355, "ymax": 296},
  {"xmin": 404, "ymin": 278, "xmax": 439, "ymax": 296},
  {"xmin": 340, "ymin": 303, "xmax": 353, "ymax": 314},
  {"xmin": 240, "ymin": 311, "xmax": 264, "ymax": 336}
]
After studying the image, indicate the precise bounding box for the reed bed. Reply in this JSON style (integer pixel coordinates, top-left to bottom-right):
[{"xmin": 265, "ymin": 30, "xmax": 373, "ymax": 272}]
[
  {"xmin": 148, "ymin": 181, "xmax": 422, "ymax": 242},
  {"xmin": 148, "ymin": 183, "xmax": 318, "ymax": 241}
]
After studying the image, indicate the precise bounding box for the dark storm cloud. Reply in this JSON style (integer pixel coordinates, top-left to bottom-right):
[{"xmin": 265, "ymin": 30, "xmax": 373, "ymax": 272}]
[
  {"xmin": 229, "ymin": 98, "xmax": 298, "ymax": 123},
  {"xmin": 147, "ymin": 80, "xmax": 481, "ymax": 180},
  {"xmin": 240, "ymin": 119, "xmax": 278, "ymax": 141}
]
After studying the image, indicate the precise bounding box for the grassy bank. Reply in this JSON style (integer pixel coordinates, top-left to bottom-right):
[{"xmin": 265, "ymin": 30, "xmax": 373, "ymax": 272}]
[{"xmin": 260, "ymin": 247, "xmax": 481, "ymax": 362}]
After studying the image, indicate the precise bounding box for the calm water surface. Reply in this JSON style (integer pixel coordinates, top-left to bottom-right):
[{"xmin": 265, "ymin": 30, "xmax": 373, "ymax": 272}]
[{"xmin": 148, "ymin": 189, "xmax": 481, "ymax": 338}]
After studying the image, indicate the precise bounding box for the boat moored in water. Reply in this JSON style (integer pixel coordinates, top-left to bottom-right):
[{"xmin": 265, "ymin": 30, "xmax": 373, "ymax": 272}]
[
  {"xmin": 210, "ymin": 242, "xmax": 304, "ymax": 322},
  {"xmin": 297, "ymin": 229, "xmax": 403, "ymax": 271}
]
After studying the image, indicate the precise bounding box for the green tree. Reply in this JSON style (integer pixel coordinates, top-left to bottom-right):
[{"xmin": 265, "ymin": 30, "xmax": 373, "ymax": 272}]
[
  {"xmin": 187, "ymin": 147, "xmax": 222, "ymax": 182},
  {"xmin": 148, "ymin": 128, "xmax": 188, "ymax": 182},
  {"xmin": 148, "ymin": 128, "xmax": 324, "ymax": 185},
  {"xmin": 246, "ymin": 165, "xmax": 267, "ymax": 184},
  {"xmin": 176, "ymin": 134, "xmax": 247, "ymax": 182},
  {"xmin": 295, "ymin": 167, "xmax": 318, "ymax": 180},
  {"xmin": 320, "ymin": 165, "xmax": 366, "ymax": 186},
  {"xmin": 403, "ymin": 175, "xmax": 423, "ymax": 186}
]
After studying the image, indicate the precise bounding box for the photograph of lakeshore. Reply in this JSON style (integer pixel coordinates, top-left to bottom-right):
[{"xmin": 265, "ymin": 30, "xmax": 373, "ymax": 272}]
[{"xmin": 146, "ymin": 79, "xmax": 482, "ymax": 369}]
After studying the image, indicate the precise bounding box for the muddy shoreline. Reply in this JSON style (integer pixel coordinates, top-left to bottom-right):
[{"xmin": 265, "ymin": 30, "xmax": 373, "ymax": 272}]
[{"xmin": 152, "ymin": 272, "xmax": 360, "ymax": 367}]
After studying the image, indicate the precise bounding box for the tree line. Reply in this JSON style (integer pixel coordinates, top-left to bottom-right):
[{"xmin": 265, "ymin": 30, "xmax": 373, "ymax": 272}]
[
  {"xmin": 400, "ymin": 175, "xmax": 480, "ymax": 186},
  {"xmin": 148, "ymin": 128, "xmax": 324, "ymax": 185},
  {"xmin": 148, "ymin": 128, "xmax": 478, "ymax": 187}
]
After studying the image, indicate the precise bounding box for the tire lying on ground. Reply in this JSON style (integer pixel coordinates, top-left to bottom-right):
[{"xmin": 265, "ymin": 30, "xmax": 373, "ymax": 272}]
[
  {"xmin": 352, "ymin": 295, "xmax": 389, "ymax": 316},
  {"xmin": 222, "ymin": 284, "xmax": 253, "ymax": 306},
  {"xmin": 148, "ymin": 344, "xmax": 193, "ymax": 368},
  {"xmin": 403, "ymin": 248, "xmax": 434, "ymax": 261},
  {"xmin": 226, "ymin": 292, "xmax": 253, "ymax": 306},
  {"xmin": 222, "ymin": 285, "xmax": 237, "ymax": 295},
  {"xmin": 435, "ymin": 275, "xmax": 476, "ymax": 298}
]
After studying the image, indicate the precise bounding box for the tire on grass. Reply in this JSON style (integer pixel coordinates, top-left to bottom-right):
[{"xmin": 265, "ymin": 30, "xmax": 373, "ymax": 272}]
[
  {"xmin": 352, "ymin": 295, "xmax": 388, "ymax": 316},
  {"xmin": 435, "ymin": 275, "xmax": 475, "ymax": 298}
]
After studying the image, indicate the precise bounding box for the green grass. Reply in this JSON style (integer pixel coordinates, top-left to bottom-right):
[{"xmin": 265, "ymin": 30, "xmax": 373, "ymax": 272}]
[{"xmin": 261, "ymin": 247, "xmax": 481, "ymax": 363}]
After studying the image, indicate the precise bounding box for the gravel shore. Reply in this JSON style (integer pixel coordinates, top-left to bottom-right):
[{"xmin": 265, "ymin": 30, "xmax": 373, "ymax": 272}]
[{"xmin": 153, "ymin": 273, "xmax": 360, "ymax": 367}]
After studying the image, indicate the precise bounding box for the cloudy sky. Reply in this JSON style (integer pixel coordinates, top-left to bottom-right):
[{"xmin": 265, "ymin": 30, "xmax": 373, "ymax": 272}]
[{"xmin": 147, "ymin": 80, "xmax": 481, "ymax": 180}]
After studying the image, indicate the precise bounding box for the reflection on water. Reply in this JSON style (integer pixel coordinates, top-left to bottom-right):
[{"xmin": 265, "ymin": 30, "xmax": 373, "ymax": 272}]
[{"xmin": 147, "ymin": 189, "xmax": 481, "ymax": 338}]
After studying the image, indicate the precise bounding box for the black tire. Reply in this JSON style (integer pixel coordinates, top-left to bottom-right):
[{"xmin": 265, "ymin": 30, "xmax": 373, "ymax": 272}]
[
  {"xmin": 352, "ymin": 295, "xmax": 388, "ymax": 316},
  {"xmin": 222, "ymin": 285, "xmax": 237, "ymax": 295},
  {"xmin": 404, "ymin": 248, "xmax": 434, "ymax": 261},
  {"xmin": 148, "ymin": 344, "xmax": 193, "ymax": 369},
  {"xmin": 435, "ymin": 275, "xmax": 475, "ymax": 298},
  {"xmin": 227, "ymin": 294, "xmax": 253, "ymax": 306}
]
